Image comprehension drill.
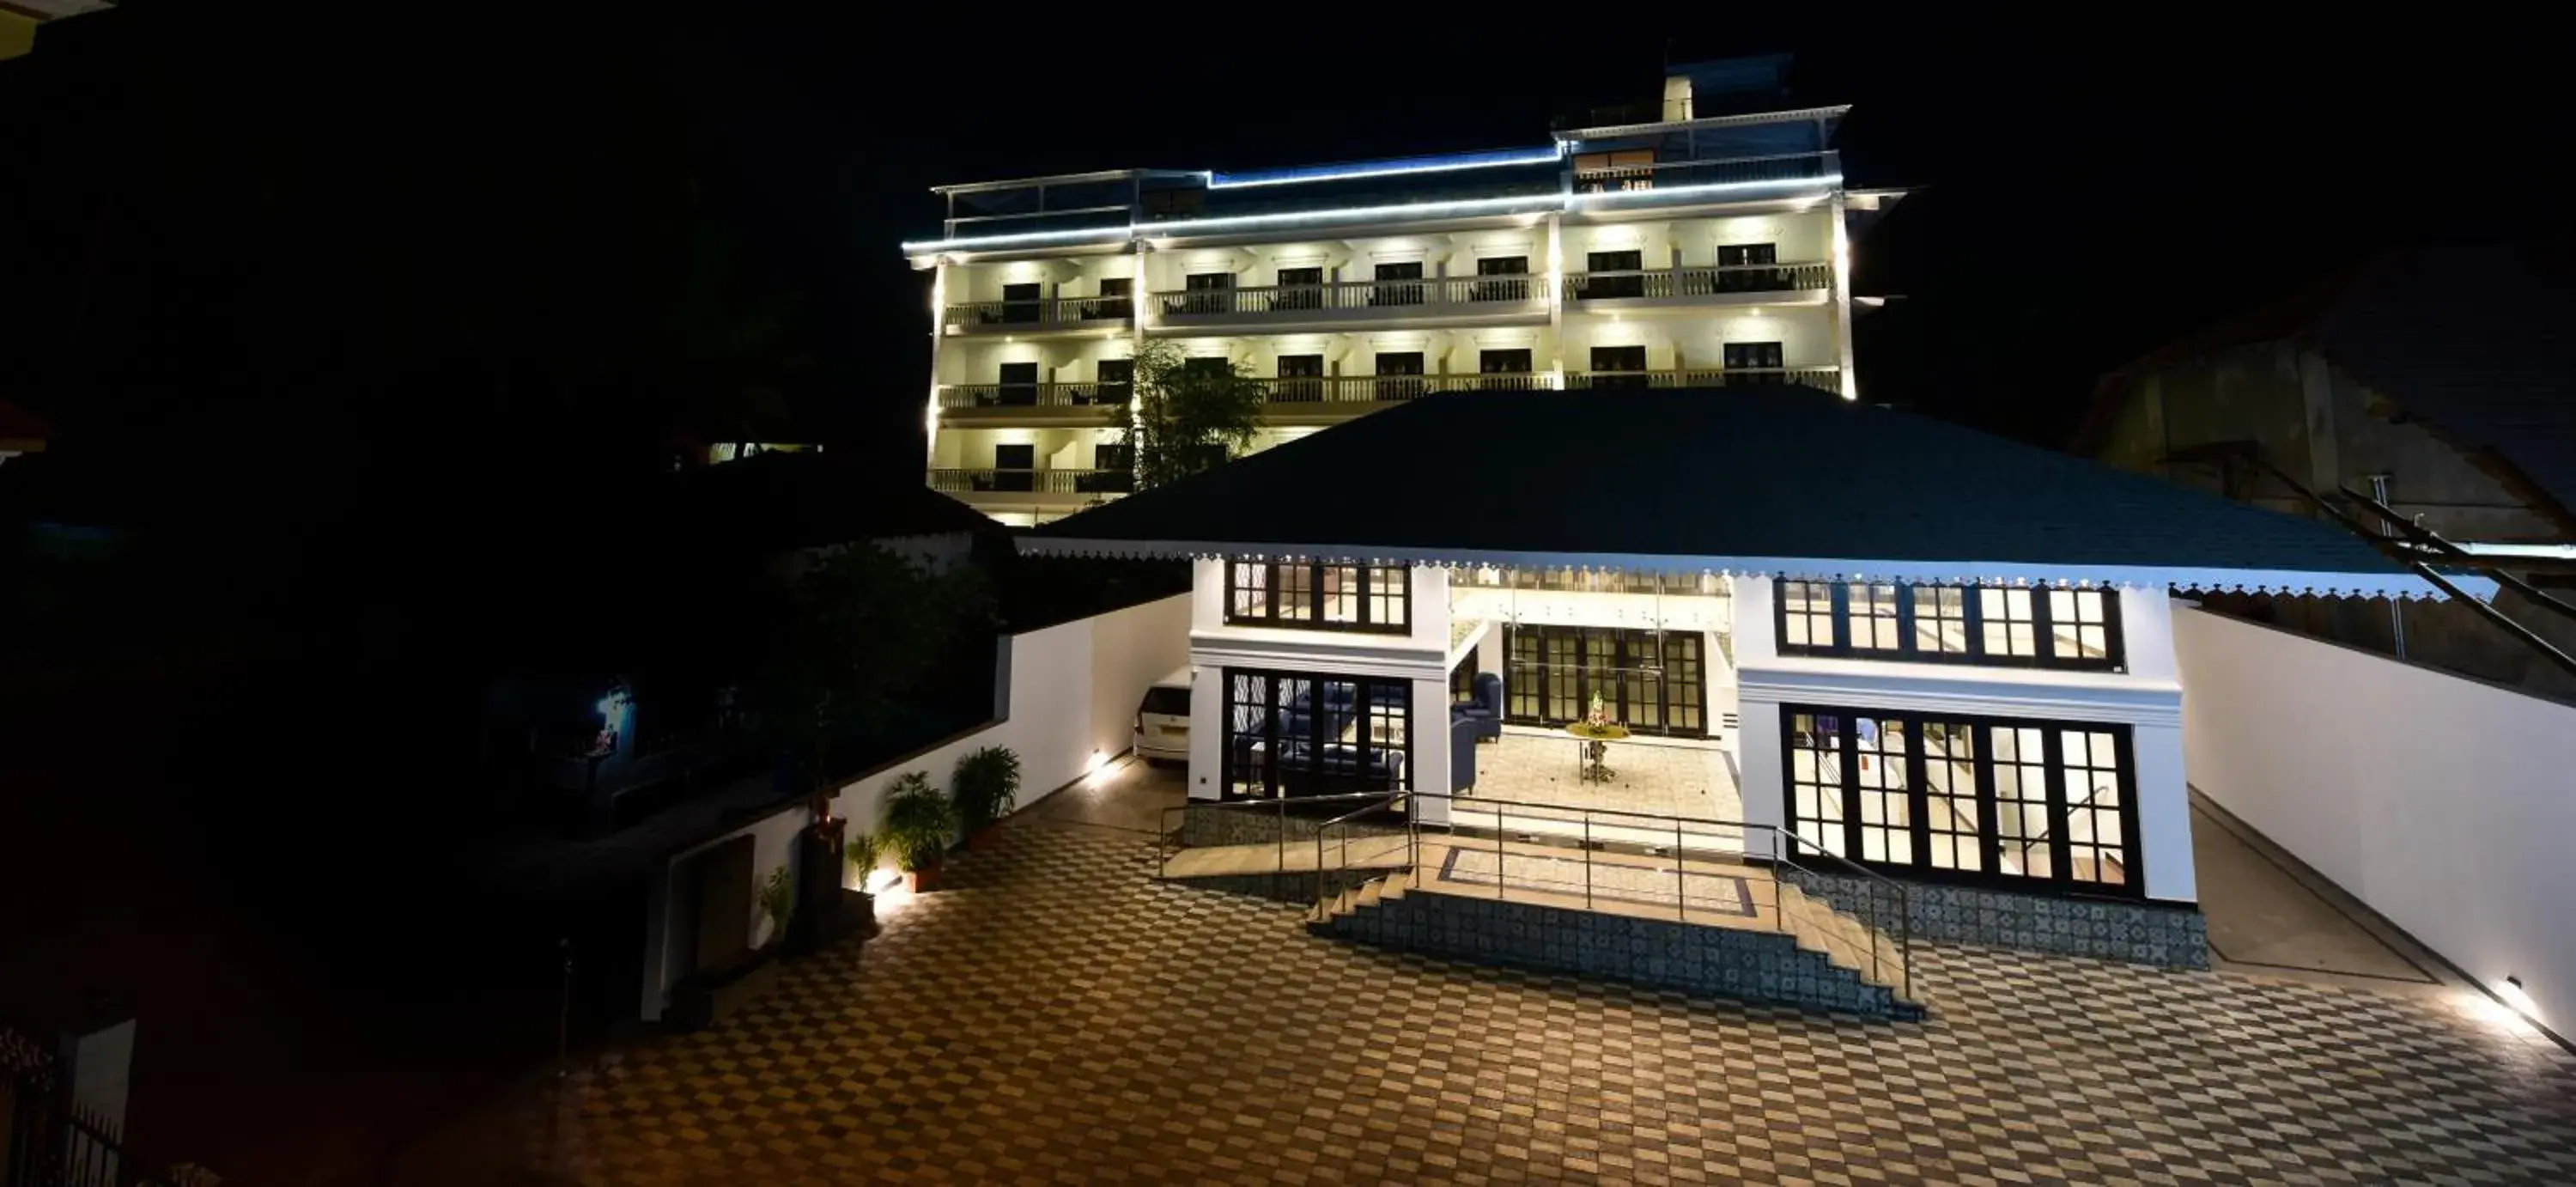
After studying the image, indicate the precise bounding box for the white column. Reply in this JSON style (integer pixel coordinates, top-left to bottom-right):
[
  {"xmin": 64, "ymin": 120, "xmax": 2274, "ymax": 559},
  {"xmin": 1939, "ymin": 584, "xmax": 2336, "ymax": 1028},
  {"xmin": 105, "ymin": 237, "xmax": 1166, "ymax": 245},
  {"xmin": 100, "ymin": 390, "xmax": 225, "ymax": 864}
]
[{"xmin": 1829, "ymin": 194, "xmax": 1858, "ymax": 400}]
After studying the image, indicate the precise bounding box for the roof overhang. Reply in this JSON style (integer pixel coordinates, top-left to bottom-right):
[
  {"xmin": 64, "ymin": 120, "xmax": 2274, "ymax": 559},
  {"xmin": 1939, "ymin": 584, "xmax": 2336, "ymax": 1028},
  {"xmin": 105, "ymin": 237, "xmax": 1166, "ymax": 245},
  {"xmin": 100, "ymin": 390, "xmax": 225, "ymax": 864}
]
[{"xmin": 1016, "ymin": 537, "xmax": 2480, "ymax": 602}]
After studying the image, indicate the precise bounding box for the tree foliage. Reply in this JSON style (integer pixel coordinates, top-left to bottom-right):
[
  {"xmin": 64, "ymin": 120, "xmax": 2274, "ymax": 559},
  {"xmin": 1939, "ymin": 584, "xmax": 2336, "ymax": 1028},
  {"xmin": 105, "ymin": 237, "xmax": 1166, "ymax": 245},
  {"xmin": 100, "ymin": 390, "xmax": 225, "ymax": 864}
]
[
  {"xmin": 756, "ymin": 545, "xmax": 987, "ymax": 790},
  {"xmin": 1116, "ymin": 339, "xmax": 1265, "ymax": 491}
]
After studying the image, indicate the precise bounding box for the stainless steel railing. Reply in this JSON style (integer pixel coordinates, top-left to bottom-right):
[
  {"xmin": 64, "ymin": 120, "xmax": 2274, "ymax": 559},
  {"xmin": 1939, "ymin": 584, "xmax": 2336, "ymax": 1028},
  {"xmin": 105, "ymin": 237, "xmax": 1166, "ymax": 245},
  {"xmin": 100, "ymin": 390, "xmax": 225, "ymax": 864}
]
[{"xmin": 1157, "ymin": 788, "xmax": 1911, "ymax": 999}]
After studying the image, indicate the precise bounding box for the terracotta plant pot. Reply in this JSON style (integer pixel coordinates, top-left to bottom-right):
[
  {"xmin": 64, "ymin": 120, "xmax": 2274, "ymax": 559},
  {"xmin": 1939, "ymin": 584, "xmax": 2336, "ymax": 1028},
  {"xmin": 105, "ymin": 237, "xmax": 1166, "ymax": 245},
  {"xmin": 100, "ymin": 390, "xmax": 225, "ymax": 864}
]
[
  {"xmin": 906, "ymin": 865, "xmax": 943, "ymax": 893},
  {"xmin": 966, "ymin": 823, "xmax": 1005, "ymax": 851}
]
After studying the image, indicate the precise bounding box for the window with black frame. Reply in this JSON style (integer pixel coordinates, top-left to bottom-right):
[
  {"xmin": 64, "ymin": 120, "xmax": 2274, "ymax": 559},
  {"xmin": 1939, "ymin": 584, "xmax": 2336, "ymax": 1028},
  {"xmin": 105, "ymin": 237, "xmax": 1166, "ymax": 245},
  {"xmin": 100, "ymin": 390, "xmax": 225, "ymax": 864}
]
[
  {"xmin": 1472, "ymin": 255, "xmax": 1529, "ymax": 301},
  {"xmin": 1783, "ymin": 706, "xmax": 2141, "ymax": 894},
  {"xmin": 1774, "ymin": 580, "xmax": 2124, "ymax": 671},
  {"xmin": 1222, "ymin": 668, "xmax": 1412, "ymax": 800},
  {"xmin": 1225, "ymin": 560, "xmax": 1408, "ymax": 633}
]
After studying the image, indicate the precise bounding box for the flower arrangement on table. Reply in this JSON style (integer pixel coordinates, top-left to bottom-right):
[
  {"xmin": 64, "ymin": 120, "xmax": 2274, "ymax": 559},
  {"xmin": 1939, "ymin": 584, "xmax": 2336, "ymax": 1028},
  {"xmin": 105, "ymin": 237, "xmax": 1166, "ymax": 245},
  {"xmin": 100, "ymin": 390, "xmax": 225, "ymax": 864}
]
[{"xmin": 1585, "ymin": 691, "xmax": 1613, "ymax": 732}]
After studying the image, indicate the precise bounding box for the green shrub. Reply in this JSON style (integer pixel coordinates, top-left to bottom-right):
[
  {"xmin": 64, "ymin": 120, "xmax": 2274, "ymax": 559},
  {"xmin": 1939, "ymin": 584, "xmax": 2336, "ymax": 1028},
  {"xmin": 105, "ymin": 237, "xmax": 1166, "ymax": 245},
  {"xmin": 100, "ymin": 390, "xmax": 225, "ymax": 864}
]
[
  {"xmin": 845, "ymin": 831, "xmax": 885, "ymax": 881},
  {"xmin": 757, "ymin": 864, "xmax": 793, "ymax": 942},
  {"xmin": 951, "ymin": 746, "xmax": 1023, "ymax": 832},
  {"xmin": 878, "ymin": 770, "xmax": 957, "ymax": 872}
]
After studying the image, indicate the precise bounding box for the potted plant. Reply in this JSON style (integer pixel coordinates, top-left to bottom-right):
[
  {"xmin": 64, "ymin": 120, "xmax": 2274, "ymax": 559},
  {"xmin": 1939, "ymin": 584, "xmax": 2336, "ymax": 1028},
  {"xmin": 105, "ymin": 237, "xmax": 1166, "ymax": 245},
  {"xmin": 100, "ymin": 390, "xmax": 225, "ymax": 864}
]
[
  {"xmin": 846, "ymin": 830, "xmax": 886, "ymax": 893},
  {"xmin": 951, "ymin": 746, "xmax": 1023, "ymax": 850},
  {"xmin": 880, "ymin": 770, "xmax": 957, "ymax": 893},
  {"xmin": 756, "ymin": 864, "xmax": 794, "ymax": 949}
]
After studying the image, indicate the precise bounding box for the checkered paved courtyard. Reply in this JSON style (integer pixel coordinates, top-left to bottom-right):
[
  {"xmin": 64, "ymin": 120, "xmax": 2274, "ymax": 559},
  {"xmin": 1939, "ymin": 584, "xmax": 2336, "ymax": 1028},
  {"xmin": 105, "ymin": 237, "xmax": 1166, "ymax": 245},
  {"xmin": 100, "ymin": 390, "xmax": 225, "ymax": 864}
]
[{"xmin": 397, "ymin": 800, "xmax": 2576, "ymax": 1185}]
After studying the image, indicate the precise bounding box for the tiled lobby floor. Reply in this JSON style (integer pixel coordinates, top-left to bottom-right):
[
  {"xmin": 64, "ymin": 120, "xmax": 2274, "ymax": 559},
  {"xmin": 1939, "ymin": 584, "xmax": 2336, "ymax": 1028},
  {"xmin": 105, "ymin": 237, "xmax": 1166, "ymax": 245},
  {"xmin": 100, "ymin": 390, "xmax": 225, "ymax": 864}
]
[
  {"xmin": 393, "ymin": 793, "xmax": 2576, "ymax": 1185},
  {"xmin": 1471, "ymin": 730, "xmax": 1741, "ymax": 824}
]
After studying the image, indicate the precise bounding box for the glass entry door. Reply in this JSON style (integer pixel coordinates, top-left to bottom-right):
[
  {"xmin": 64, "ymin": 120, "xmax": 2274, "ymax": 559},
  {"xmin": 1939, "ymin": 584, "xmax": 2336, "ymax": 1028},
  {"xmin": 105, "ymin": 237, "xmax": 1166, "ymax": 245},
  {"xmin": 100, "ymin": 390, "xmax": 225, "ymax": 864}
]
[{"xmin": 1502, "ymin": 625, "xmax": 1706, "ymax": 738}]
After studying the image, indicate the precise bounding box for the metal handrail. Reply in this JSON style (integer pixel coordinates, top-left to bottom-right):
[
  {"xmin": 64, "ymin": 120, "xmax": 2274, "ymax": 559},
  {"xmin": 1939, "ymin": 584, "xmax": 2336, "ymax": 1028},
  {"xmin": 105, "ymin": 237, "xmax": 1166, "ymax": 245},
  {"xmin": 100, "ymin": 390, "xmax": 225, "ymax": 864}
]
[{"xmin": 1179, "ymin": 786, "xmax": 1911, "ymax": 1001}]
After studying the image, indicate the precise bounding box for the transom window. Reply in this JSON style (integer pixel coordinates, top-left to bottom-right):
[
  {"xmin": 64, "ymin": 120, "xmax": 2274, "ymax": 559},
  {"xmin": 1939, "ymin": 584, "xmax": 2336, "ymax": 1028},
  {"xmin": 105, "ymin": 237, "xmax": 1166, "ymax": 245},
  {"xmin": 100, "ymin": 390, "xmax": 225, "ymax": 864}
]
[
  {"xmin": 1775, "ymin": 581, "xmax": 2123, "ymax": 671},
  {"xmin": 1225, "ymin": 561, "xmax": 1409, "ymax": 634},
  {"xmin": 1784, "ymin": 707, "xmax": 2141, "ymax": 895}
]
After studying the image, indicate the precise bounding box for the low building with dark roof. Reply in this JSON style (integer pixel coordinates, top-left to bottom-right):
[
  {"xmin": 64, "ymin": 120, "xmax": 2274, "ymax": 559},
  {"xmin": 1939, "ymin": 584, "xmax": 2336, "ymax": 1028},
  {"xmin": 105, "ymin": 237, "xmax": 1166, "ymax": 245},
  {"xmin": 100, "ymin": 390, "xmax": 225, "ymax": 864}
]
[{"xmin": 1021, "ymin": 385, "xmax": 2450, "ymax": 974}]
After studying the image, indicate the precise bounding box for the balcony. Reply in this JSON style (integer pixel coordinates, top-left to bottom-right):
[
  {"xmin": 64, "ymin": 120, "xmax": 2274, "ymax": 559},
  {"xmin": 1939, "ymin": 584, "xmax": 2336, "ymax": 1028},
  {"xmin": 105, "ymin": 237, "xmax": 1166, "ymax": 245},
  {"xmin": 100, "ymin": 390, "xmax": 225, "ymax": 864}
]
[
  {"xmin": 940, "ymin": 295, "xmax": 1134, "ymax": 336},
  {"xmin": 1563, "ymin": 366, "xmax": 1841, "ymax": 393},
  {"xmin": 928, "ymin": 467, "xmax": 1133, "ymax": 497},
  {"xmin": 1250, "ymin": 374, "xmax": 1543, "ymax": 420},
  {"xmin": 1561, "ymin": 261, "xmax": 1830, "ymax": 307},
  {"xmin": 936, "ymin": 381, "xmax": 1130, "ymax": 425},
  {"xmin": 1152, "ymin": 274, "xmax": 1547, "ymax": 331},
  {"xmin": 1570, "ymin": 150, "xmax": 1839, "ymax": 195}
]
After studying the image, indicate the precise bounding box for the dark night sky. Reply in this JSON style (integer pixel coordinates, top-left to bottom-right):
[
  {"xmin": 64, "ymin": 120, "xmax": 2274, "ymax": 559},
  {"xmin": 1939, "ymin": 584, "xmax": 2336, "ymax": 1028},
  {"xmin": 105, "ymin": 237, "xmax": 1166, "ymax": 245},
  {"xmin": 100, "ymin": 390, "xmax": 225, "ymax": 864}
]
[
  {"xmin": 685, "ymin": 13, "xmax": 2568, "ymax": 461},
  {"xmin": 5, "ymin": 7, "xmax": 2567, "ymax": 476}
]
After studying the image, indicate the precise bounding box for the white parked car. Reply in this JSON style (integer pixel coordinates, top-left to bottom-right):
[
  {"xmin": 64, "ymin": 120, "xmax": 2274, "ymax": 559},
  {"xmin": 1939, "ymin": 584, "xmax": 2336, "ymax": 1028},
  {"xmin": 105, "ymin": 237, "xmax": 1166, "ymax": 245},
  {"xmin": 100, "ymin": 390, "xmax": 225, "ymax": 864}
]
[{"xmin": 1133, "ymin": 667, "xmax": 1191, "ymax": 764}]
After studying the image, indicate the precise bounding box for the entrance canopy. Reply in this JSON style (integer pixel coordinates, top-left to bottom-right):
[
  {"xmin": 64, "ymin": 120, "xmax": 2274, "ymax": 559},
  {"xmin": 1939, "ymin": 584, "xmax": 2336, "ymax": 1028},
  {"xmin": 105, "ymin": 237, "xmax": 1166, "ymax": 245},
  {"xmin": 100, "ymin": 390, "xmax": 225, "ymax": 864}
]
[{"xmin": 1024, "ymin": 385, "xmax": 2463, "ymax": 600}]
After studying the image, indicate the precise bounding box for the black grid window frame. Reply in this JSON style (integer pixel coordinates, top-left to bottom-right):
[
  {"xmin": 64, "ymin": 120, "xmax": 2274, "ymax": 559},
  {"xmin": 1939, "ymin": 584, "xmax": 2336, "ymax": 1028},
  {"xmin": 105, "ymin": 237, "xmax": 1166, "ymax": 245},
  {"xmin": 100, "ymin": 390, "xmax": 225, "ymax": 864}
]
[
  {"xmin": 1218, "ymin": 668, "xmax": 1414, "ymax": 802},
  {"xmin": 1778, "ymin": 704, "xmax": 2146, "ymax": 898},
  {"xmin": 1772, "ymin": 580, "xmax": 2125, "ymax": 673},
  {"xmin": 1224, "ymin": 560, "xmax": 1410, "ymax": 635}
]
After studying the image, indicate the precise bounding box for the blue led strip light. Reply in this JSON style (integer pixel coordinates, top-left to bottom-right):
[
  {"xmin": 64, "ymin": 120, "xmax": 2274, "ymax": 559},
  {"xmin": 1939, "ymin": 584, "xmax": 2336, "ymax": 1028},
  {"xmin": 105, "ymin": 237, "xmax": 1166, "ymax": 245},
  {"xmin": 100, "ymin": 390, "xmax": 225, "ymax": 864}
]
[{"xmin": 899, "ymin": 173, "xmax": 1843, "ymax": 255}]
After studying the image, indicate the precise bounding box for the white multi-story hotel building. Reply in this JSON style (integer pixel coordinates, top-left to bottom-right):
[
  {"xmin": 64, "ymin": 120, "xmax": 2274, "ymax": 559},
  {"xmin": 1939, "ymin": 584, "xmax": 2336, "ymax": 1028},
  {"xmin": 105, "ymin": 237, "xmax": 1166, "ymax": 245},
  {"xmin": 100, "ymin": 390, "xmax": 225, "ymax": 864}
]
[{"xmin": 902, "ymin": 58, "xmax": 1899, "ymax": 525}]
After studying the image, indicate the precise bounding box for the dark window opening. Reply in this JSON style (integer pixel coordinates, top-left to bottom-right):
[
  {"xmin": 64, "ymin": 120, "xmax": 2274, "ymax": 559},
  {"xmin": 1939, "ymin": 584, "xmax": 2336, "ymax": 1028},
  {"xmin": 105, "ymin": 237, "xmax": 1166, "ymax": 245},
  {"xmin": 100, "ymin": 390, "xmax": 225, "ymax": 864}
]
[
  {"xmin": 1583, "ymin": 249, "xmax": 1644, "ymax": 299},
  {"xmin": 1175, "ymin": 271, "xmax": 1236, "ymax": 316},
  {"xmin": 1472, "ymin": 255, "xmax": 1530, "ymax": 301},
  {"xmin": 1373, "ymin": 351, "xmax": 1425, "ymax": 402},
  {"xmin": 994, "ymin": 362, "xmax": 1039, "ymax": 407},
  {"xmin": 1716, "ymin": 242, "xmax": 1784, "ymax": 292},
  {"xmin": 1092, "ymin": 358, "xmax": 1133, "ymax": 405},
  {"xmin": 1722, "ymin": 341, "xmax": 1785, "ymax": 385},
  {"xmin": 1274, "ymin": 353, "xmax": 1325, "ymax": 402},
  {"xmin": 1370, "ymin": 260, "xmax": 1425, "ymax": 307},
  {"xmin": 1274, "ymin": 265, "xmax": 1324, "ymax": 311},
  {"xmin": 1479, "ymin": 349, "xmax": 1534, "ymax": 391},
  {"xmin": 999, "ymin": 282, "xmax": 1042, "ymax": 325},
  {"xmin": 1590, "ymin": 344, "xmax": 1649, "ymax": 388}
]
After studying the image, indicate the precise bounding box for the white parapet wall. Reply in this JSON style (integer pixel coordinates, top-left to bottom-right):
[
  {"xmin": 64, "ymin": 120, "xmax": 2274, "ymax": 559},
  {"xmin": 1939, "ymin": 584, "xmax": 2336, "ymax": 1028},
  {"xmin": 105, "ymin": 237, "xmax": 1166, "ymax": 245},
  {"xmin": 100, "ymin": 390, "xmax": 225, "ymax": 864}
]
[
  {"xmin": 2174, "ymin": 603, "xmax": 2576, "ymax": 1037},
  {"xmin": 639, "ymin": 592, "xmax": 1190, "ymax": 1021}
]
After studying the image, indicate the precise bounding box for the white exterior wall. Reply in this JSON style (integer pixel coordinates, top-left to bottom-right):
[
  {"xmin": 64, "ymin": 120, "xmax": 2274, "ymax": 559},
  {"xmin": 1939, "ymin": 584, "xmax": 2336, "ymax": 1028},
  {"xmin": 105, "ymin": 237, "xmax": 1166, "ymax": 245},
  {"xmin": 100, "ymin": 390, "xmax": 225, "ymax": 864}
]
[
  {"xmin": 641, "ymin": 593, "xmax": 1190, "ymax": 1021},
  {"xmin": 1184, "ymin": 559, "xmax": 1455, "ymax": 824},
  {"xmin": 2174, "ymin": 605, "xmax": 2576, "ymax": 1037},
  {"xmin": 1731, "ymin": 577, "xmax": 2193, "ymax": 899}
]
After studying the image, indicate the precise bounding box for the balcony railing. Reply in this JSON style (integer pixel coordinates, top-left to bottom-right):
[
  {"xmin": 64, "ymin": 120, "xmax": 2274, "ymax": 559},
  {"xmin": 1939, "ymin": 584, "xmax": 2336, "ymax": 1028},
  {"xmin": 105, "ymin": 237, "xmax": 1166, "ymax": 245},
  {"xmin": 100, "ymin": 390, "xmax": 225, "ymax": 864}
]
[
  {"xmin": 1571, "ymin": 150, "xmax": 1840, "ymax": 194},
  {"xmin": 1564, "ymin": 367, "xmax": 1841, "ymax": 392},
  {"xmin": 1251, "ymin": 374, "xmax": 1545, "ymax": 405},
  {"xmin": 1561, "ymin": 261, "xmax": 1829, "ymax": 301},
  {"xmin": 941, "ymin": 295, "xmax": 1134, "ymax": 331},
  {"xmin": 927, "ymin": 467, "xmax": 1133, "ymax": 496},
  {"xmin": 1154, "ymin": 274, "xmax": 1545, "ymax": 320},
  {"xmin": 937, "ymin": 381, "xmax": 1130, "ymax": 411}
]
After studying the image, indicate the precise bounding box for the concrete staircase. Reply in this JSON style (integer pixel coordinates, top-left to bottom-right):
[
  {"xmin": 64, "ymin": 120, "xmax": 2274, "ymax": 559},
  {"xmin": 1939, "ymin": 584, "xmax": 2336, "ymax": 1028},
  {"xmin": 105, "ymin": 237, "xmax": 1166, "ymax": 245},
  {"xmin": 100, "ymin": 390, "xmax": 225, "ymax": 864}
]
[{"xmin": 1307, "ymin": 872, "xmax": 1923, "ymax": 1020}]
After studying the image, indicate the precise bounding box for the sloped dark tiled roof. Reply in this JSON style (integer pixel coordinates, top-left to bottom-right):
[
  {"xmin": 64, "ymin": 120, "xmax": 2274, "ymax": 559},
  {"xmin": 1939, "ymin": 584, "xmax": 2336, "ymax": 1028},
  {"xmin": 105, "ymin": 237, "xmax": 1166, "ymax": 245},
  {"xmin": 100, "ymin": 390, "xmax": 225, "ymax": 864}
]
[{"xmin": 1028, "ymin": 387, "xmax": 2421, "ymax": 595}]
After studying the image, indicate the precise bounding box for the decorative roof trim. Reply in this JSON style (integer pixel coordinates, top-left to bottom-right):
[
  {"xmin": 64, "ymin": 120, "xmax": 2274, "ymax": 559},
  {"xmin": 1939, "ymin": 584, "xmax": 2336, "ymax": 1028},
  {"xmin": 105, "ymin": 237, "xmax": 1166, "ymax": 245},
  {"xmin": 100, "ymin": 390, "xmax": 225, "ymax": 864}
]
[{"xmin": 1015, "ymin": 536, "xmax": 2483, "ymax": 602}]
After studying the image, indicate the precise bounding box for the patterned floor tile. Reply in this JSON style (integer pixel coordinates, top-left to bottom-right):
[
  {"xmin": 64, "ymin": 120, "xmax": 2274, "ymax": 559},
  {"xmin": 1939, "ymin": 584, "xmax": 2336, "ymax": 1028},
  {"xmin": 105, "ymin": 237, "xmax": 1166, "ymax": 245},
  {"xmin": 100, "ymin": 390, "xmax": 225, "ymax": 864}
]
[{"xmin": 395, "ymin": 821, "xmax": 2576, "ymax": 1185}]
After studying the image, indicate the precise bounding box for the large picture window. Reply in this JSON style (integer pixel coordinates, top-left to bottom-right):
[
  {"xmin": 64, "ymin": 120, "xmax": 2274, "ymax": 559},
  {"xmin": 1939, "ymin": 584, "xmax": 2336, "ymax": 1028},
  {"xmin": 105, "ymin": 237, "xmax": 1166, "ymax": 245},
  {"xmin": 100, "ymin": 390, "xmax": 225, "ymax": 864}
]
[
  {"xmin": 1223, "ymin": 669, "xmax": 1412, "ymax": 800},
  {"xmin": 1783, "ymin": 707, "xmax": 2141, "ymax": 895},
  {"xmin": 1225, "ymin": 561, "xmax": 1408, "ymax": 633},
  {"xmin": 1774, "ymin": 581, "xmax": 2124, "ymax": 672}
]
